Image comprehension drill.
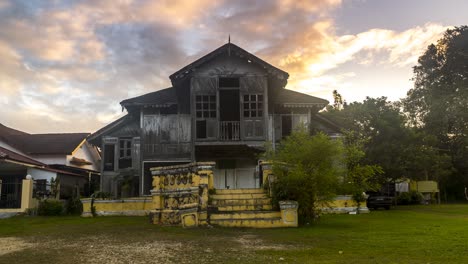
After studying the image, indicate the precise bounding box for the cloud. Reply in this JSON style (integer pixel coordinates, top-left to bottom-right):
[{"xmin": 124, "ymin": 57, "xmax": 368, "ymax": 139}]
[{"xmin": 0, "ymin": 0, "xmax": 451, "ymax": 133}]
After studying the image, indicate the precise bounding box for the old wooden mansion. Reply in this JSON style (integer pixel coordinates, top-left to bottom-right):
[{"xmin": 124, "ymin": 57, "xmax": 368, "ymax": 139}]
[{"xmin": 88, "ymin": 42, "xmax": 339, "ymax": 196}]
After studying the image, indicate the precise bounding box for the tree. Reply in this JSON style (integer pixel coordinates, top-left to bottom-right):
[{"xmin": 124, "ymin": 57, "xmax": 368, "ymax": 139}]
[
  {"xmin": 332, "ymin": 90, "xmax": 345, "ymax": 110},
  {"xmin": 324, "ymin": 97, "xmax": 409, "ymax": 183},
  {"xmin": 341, "ymin": 131, "xmax": 383, "ymax": 212},
  {"xmin": 404, "ymin": 26, "xmax": 468, "ymax": 199},
  {"xmin": 267, "ymin": 129, "xmax": 343, "ymax": 222}
]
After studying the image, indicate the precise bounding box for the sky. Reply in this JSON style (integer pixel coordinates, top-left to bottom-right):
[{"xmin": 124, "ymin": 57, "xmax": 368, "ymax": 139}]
[{"xmin": 0, "ymin": 0, "xmax": 466, "ymax": 133}]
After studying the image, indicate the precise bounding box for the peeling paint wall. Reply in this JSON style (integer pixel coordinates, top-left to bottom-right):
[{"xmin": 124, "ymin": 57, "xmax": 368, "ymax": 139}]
[{"xmin": 149, "ymin": 162, "xmax": 214, "ymax": 227}]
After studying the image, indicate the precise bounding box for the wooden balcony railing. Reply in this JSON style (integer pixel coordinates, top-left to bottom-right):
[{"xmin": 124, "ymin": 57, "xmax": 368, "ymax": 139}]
[{"xmin": 220, "ymin": 121, "xmax": 240, "ymax": 141}]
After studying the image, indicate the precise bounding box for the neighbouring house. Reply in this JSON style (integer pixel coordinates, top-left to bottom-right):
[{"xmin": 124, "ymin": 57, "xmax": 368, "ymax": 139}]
[
  {"xmin": 0, "ymin": 123, "xmax": 100, "ymax": 210},
  {"xmin": 88, "ymin": 42, "xmax": 340, "ymax": 197}
]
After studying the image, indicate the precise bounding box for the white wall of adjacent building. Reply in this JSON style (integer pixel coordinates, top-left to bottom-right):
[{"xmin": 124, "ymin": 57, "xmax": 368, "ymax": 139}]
[{"xmin": 27, "ymin": 168, "xmax": 57, "ymax": 182}]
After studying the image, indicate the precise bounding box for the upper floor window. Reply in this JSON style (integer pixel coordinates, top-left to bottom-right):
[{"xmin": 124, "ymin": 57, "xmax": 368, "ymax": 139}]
[
  {"xmin": 243, "ymin": 94, "xmax": 263, "ymax": 118},
  {"xmin": 103, "ymin": 144, "xmax": 115, "ymax": 171},
  {"xmin": 119, "ymin": 139, "xmax": 132, "ymax": 158},
  {"xmin": 196, "ymin": 95, "xmax": 216, "ymax": 118},
  {"xmin": 119, "ymin": 138, "xmax": 132, "ymax": 169}
]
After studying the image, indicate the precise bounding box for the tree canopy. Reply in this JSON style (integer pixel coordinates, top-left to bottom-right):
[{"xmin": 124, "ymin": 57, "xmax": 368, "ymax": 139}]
[{"xmin": 404, "ymin": 26, "xmax": 468, "ymax": 198}]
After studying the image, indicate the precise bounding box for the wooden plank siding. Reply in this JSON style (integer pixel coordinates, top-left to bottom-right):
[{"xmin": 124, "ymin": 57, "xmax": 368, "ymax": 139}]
[{"xmin": 142, "ymin": 114, "xmax": 191, "ymax": 160}]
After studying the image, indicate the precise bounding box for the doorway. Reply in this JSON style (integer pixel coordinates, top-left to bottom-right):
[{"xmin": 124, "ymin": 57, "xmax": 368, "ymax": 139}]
[{"xmin": 219, "ymin": 89, "xmax": 240, "ymax": 140}]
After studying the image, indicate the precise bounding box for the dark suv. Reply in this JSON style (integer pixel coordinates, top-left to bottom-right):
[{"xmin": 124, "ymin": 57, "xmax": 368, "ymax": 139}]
[{"xmin": 367, "ymin": 194, "xmax": 393, "ymax": 210}]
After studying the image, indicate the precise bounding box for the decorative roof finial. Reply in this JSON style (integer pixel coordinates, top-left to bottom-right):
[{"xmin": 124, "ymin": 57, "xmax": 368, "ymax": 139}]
[{"xmin": 228, "ymin": 34, "xmax": 230, "ymax": 43}]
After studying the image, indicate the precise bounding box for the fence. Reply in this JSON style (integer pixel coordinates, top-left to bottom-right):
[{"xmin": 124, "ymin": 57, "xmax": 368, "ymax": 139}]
[{"xmin": 0, "ymin": 181, "xmax": 23, "ymax": 209}]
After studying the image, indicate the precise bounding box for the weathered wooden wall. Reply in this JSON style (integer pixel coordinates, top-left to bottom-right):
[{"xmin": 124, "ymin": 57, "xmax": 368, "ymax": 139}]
[{"xmin": 142, "ymin": 114, "xmax": 191, "ymax": 160}]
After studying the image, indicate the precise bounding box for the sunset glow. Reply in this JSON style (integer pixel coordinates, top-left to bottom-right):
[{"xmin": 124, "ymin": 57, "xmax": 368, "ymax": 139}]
[{"xmin": 0, "ymin": 0, "xmax": 466, "ymax": 133}]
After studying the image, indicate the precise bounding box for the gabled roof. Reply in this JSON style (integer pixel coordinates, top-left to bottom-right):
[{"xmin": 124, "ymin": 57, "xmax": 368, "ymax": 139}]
[
  {"xmin": 7, "ymin": 133, "xmax": 89, "ymax": 155},
  {"xmin": 0, "ymin": 146, "xmax": 45, "ymax": 166},
  {"xmin": 0, "ymin": 123, "xmax": 90, "ymax": 155},
  {"xmin": 170, "ymin": 42, "xmax": 289, "ymax": 82},
  {"xmin": 0, "ymin": 123, "xmax": 29, "ymax": 144},
  {"xmin": 0, "ymin": 123, "xmax": 29, "ymax": 136},
  {"xmin": 87, "ymin": 114, "xmax": 140, "ymax": 146},
  {"xmin": 0, "ymin": 147, "xmax": 86, "ymax": 177},
  {"xmin": 275, "ymin": 89, "xmax": 329, "ymax": 107},
  {"xmin": 120, "ymin": 87, "xmax": 176, "ymax": 108}
]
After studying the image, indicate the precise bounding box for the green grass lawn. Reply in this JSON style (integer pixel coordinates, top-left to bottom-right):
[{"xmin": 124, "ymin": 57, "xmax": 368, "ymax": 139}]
[{"xmin": 1, "ymin": 204, "xmax": 467, "ymax": 264}]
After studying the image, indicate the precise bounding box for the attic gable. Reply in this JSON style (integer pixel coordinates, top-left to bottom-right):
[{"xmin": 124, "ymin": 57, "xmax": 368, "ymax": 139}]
[{"xmin": 169, "ymin": 43, "xmax": 289, "ymax": 83}]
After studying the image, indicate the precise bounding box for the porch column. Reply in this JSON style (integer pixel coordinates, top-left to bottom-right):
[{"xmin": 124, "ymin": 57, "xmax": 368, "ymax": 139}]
[{"xmin": 20, "ymin": 178, "xmax": 34, "ymax": 212}]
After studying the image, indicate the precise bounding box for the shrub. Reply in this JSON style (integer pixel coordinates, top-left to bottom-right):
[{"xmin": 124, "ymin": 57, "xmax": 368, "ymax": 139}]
[
  {"xmin": 267, "ymin": 129, "xmax": 343, "ymax": 223},
  {"xmin": 397, "ymin": 191, "xmax": 423, "ymax": 205},
  {"xmin": 397, "ymin": 192, "xmax": 412, "ymax": 205},
  {"xmin": 38, "ymin": 199, "xmax": 63, "ymax": 216},
  {"xmin": 409, "ymin": 191, "xmax": 424, "ymax": 204},
  {"xmin": 64, "ymin": 197, "xmax": 83, "ymax": 215}
]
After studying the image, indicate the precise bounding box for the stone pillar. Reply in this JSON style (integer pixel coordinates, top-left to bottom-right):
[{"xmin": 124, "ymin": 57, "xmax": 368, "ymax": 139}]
[{"xmin": 279, "ymin": 201, "xmax": 298, "ymax": 227}]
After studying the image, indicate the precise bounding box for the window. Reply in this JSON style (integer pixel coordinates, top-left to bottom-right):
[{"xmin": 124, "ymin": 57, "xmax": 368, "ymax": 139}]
[
  {"xmin": 196, "ymin": 95, "xmax": 216, "ymax": 139},
  {"xmin": 119, "ymin": 139, "xmax": 132, "ymax": 169},
  {"xmin": 195, "ymin": 95, "xmax": 216, "ymax": 118},
  {"xmin": 243, "ymin": 94, "xmax": 263, "ymax": 118},
  {"xmin": 119, "ymin": 139, "xmax": 132, "ymax": 158},
  {"xmin": 282, "ymin": 115, "xmax": 292, "ymax": 138},
  {"xmin": 103, "ymin": 144, "xmax": 115, "ymax": 171}
]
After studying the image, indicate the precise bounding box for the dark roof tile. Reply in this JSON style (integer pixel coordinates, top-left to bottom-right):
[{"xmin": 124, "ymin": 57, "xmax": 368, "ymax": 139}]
[
  {"xmin": 0, "ymin": 146, "xmax": 45, "ymax": 166},
  {"xmin": 7, "ymin": 133, "xmax": 89, "ymax": 155},
  {"xmin": 275, "ymin": 89, "xmax": 329, "ymax": 106},
  {"xmin": 120, "ymin": 87, "xmax": 176, "ymax": 107}
]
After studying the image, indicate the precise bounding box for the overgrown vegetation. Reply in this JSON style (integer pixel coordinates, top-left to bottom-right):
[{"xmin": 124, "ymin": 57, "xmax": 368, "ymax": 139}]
[
  {"xmin": 397, "ymin": 191, "xmax": 424, "ymax": 205},
  {"xmin": 90, "ymin": 191, "xmax": 111, "ymax": 217},
  {"xmin": 266, "ymin": 129, "xmax": 343, "ymax": 222},
  {"xmin": 64, "ymin": 197, "xmax": 83, "ymax": 215},
  {"xmin": 266, "ymin": 128, "xmax": 382, "ymax": 221},
  {"xmin": 341, "ymin": 131, "xmax": 383, "ymax": 212},
  {"xmin": 37, "ymin": 199, "xmax": 63, "ymax": 216}
]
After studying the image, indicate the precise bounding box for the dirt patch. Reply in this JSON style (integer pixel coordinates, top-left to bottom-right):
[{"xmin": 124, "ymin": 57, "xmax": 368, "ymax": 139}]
[
  {"xmin": 49, "ymin": 236, "xmax": 183, "ymax": 264},
  {"xmin": 234, "ymin": 234, "xmax": 291, "ymax": 250},
  {"xmin": 0, "ymin": 237, "xmax": 33, "ymax": 256}
]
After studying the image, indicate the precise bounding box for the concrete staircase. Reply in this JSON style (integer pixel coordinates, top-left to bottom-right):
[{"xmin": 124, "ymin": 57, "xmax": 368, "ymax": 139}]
[{"xmin": 208, "ymin": 188, "xmax": 287, "ymax": 228}]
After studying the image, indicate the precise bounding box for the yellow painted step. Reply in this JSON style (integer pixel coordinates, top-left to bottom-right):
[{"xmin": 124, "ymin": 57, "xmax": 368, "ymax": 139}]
[
  {"xmin": 210, "ymin": 218, "xmax": 288, "ymax": 228},
  {"xmin": 216, "ymin": 204, "xmax": 273, "ymax": 211},
  {"xmin": 210, "ymin": 211, "xmax": 281, "ymax": 220},
  {"xmin": 211, "ymin": 193, "xmax": 267, "ymax": 200},
  {"xmin": 210, "ymin": 198, "xmax": 271, "ymax": 206},
  {"xmin": 215, "ymin": 188, "xmax": 265, "ymax": 195}
]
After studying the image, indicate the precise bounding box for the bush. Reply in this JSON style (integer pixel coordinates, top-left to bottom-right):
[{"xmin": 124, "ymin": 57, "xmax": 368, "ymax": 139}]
[
  {"xmin": 38, "ymin": 199, "xmax": 63, "ymax": 216},
  {"xmin": 397, "ymin": 191, "xmax": 423, "ymax": 205},
  {"xmin": 64, "ymin": 197, "xmax": 83, "ymax": 215},
  {"xmin": 268, "ymin": 130, "xmax": 343, "ymax": 223}
]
